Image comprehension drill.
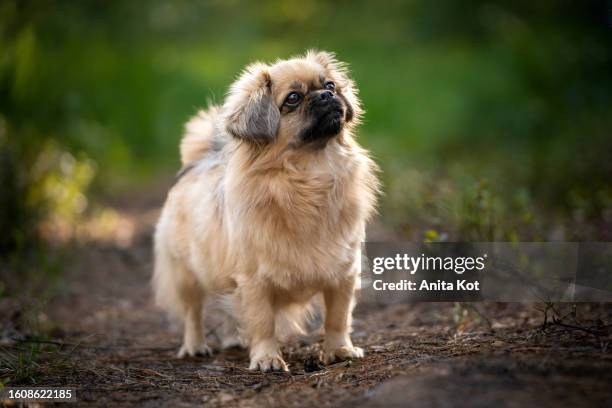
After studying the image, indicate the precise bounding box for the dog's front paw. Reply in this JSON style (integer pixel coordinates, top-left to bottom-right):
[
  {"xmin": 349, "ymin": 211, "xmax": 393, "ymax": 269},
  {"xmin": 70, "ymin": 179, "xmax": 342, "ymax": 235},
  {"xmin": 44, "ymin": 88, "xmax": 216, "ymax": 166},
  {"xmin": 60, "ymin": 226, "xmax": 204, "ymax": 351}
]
[
  {"xmin": 321, "ymin": 332, "xmax": 365, "ymax": 364},
  {"xmin": 249, "ymin": 340, "xmax": 289, "ymax": 372},
  {"xmin": 321, "ymin": 345, "xmax": 364, "ymax": 364},
  {"xmin": 177, "ymin": 342, "xmax": 212, "ymax": 359},
  {"xmin": 249, "ymin": 355, "xmax": 289, "ymax": 372}
]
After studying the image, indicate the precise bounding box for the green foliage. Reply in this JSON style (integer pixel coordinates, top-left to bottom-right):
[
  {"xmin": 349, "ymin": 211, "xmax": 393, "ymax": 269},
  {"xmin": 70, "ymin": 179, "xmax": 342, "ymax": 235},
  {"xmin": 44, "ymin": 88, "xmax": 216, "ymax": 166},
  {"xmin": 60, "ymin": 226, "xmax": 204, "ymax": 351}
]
[{"xmin": 0, "ymin": 0, "xmax": 611, "ymax": 252}]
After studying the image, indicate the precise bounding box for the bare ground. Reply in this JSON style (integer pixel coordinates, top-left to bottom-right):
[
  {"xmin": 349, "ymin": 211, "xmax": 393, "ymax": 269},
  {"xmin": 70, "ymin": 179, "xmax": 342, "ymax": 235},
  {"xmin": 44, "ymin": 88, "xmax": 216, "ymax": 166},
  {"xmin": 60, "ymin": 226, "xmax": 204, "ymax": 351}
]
[{"xmin": 3, "ymin": 186, "xmax": 612, "ymax": 407}]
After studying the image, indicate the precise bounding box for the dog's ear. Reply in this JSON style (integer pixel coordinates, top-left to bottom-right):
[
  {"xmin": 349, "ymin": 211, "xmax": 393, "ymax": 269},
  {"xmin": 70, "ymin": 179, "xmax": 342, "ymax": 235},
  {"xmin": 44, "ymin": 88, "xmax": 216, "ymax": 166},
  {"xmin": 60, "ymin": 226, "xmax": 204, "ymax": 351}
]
[
  {"xmin": 305, "ymin": 50, "xmax": 363, "ymax": 125},
  {"xmin": 222, "ymin": 63, "xmax": 280, "ymax": 143}
]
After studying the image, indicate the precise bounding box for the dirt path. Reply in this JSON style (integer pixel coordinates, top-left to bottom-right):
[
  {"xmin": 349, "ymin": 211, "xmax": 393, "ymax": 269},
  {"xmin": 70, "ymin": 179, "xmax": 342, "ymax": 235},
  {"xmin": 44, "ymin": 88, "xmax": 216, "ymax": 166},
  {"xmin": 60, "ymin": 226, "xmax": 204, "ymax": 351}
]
[{"xmin": 7, "ymin": 186, "xmax": 612, "ymax": 407}]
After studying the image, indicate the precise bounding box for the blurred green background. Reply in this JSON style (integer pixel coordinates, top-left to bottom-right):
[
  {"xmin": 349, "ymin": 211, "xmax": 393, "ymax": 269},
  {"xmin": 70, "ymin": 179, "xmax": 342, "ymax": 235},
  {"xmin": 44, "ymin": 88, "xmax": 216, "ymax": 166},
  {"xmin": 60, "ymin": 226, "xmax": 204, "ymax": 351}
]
[{"xmin": 1, "ymin": 0, "xmax": 611, "ymax": 257}]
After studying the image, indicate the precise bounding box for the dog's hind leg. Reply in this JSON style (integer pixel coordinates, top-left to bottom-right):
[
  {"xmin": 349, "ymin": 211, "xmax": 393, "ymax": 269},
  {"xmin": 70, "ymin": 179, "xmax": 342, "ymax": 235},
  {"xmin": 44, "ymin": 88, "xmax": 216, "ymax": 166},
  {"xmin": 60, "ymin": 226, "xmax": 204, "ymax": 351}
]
[
  {"xmin": 153, "ymin": 241, "xmax": 212, "ymax": 358},
  {"xmin": 218, "ymin": 310, "xmax": 243, "ymax": 350},
  {"xmin": 176, "ymin": 275, "xmax": 212, "ymax": 358},
  {"xmin": 207, "ymin": 294, "xmax": 244, "ymax": 350}
]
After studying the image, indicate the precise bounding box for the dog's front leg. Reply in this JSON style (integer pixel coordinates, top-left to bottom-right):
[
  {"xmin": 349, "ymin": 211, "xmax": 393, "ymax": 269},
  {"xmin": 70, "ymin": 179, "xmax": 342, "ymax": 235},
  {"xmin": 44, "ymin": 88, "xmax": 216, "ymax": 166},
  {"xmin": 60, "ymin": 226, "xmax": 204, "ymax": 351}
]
[
  {"xmin": 238, "ymin": 280, "xmax": 288, "ymax": 372},
  {"xmin": 321, "ymin": 274, "xmax": 364, "ymax": 364}
]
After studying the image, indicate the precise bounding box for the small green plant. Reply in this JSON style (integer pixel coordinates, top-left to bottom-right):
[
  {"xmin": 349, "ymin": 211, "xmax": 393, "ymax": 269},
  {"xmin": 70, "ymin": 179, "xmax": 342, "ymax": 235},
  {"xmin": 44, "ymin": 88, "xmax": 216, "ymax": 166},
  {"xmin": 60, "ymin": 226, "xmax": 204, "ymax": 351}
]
[{"xmin": 0, "ymin": 338, "xmax": 76, "ymax": 385}]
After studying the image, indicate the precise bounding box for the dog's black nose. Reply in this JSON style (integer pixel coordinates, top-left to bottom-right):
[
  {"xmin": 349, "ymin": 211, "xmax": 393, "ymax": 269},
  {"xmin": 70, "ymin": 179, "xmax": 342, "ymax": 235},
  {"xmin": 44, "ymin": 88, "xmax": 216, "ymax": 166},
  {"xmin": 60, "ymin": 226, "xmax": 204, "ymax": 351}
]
[{"xmin": 320, "ymin": 90, "xmax": 333, "ymax": 101}]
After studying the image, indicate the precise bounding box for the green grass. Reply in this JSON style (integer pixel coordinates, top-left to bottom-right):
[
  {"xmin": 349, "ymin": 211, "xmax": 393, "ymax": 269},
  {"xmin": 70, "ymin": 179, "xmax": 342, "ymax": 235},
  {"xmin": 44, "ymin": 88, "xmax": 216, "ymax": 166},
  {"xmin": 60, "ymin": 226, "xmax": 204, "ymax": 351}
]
[{"xmin": 0, "ymin": 339, "xmax": 76, "ymax": 385}]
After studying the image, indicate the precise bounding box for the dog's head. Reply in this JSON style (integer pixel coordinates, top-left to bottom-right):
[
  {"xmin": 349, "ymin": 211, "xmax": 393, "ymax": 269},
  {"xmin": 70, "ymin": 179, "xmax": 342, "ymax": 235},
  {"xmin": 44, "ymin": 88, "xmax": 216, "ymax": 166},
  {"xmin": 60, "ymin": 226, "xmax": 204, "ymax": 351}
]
[{"xmin": 222, "ymin": 50, "xmax": 362, "ymax": 149}]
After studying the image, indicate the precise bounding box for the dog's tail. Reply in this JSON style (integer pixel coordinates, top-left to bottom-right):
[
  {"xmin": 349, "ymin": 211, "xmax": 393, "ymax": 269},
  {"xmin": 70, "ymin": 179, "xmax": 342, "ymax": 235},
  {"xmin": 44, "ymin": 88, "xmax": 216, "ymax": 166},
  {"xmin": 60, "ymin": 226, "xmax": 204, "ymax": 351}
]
[
  {"xmin": 214, "ymin": 294, "xmax": 323, "ymax": 346},
  {"xmin": 180, "ymin": 106, "xmax": 222, "ymax": 166},
  {"xmin": 275, "ymin": 299, "xmax": 322, "ymax": 342}
]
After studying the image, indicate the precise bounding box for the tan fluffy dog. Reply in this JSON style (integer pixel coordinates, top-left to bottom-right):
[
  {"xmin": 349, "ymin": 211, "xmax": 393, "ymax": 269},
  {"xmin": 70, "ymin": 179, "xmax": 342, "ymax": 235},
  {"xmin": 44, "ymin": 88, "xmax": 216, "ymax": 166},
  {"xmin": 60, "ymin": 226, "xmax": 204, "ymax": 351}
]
[{"xmin": 153, "ymin": 50, "xmax": 379, "ymax": 372}]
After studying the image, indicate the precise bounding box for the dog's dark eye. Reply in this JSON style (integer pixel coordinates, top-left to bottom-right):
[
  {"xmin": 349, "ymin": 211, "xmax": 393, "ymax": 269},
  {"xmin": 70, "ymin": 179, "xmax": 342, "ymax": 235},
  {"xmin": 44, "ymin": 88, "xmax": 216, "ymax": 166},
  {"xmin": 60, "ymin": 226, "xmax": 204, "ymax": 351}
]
[
  {"xmin": 324, "ymin": 81, "xmax": 336, "ymax": 91},
  {"xmin": 284, "ymin": 92, "xmax": 302, "ymax": 106}
]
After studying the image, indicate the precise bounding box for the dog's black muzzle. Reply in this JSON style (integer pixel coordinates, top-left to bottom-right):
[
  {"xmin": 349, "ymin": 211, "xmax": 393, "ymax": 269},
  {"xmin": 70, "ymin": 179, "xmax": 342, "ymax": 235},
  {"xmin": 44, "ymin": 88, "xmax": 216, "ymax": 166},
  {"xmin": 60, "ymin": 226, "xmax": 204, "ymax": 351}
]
[{"xmin": 299, "ymin": 90, "xmax": 346, "ymax": 144}]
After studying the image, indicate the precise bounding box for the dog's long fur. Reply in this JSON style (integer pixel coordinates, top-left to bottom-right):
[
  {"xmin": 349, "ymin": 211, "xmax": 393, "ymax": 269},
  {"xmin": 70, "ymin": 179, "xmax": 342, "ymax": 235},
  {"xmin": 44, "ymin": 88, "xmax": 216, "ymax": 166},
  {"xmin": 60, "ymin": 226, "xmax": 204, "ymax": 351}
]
[{"xmin": 153, "ymin": 50, "xmax": 379, "ymax": 371}]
